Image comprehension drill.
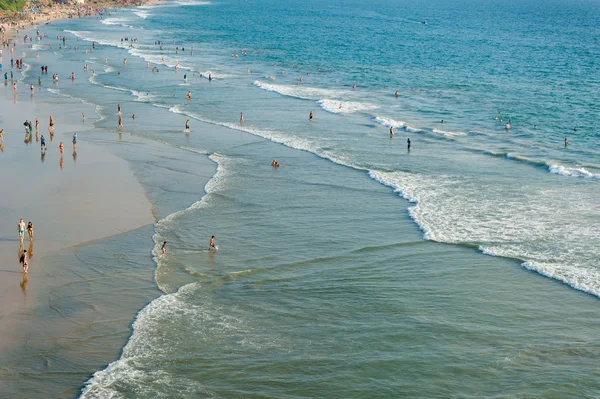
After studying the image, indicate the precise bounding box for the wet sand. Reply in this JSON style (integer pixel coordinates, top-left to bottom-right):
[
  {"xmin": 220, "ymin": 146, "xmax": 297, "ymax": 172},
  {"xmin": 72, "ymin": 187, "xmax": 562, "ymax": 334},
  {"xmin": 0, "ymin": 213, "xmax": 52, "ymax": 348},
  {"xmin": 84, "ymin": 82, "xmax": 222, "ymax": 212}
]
[{"xmin": 0, "ymin": 85, "xmax": 154, "ymax": 358}]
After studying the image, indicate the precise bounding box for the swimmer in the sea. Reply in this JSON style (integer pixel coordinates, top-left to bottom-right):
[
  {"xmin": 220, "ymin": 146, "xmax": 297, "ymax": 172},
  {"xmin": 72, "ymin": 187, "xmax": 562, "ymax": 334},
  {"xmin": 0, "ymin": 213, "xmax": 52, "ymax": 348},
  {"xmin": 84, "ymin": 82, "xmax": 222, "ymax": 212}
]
[
  {"xmin": 185, "ymin": 119, "xmax": 190, "ymax": 132},
  {"xmin": 161, "ymin": 241, "xmax": 167, "ymax": 254},
  {"xmin": 240, "ymin": 112, "xmax": 244, "ymax": 124},
  {"xmin": 309, "ymin": 111, "xmax": 313, "ymax": 121},
  {"xmin": 564, "ymin": 138, "xmax": 568, "ymax": 147},
  {"xmin": 187, "ymin": 91, "xmax": 191, "ymax": 100},
  {"xmin": 395, "ymin": 90, "xmax": 399, "ymax": 97},
  {"xmin": 390, "ymin": 127, "xmax": 394, "ymax": 137},
  {"xmin": 209, "ymin": 236, "xmax": 216, "ymax": 250},
  {"xmin": 407, "ymin": 138, "xmax": 411, "ymax": 150},
  {"xmin": 271, "ymin": 160, "xmax": 279, "ymax": 167}
]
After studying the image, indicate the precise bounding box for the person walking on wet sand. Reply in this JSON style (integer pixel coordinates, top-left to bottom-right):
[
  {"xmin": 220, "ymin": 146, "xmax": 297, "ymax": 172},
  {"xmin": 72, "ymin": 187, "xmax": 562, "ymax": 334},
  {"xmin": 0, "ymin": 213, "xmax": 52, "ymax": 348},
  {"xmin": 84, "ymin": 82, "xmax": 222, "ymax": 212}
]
[
  {"xmin": 20, "ymin": 249, "xmax": 28, "ymax": 273},
  {"xmin": 18, "ymin": 219, "xmax": 25, "ymax": 242},
  {"xmin": 27, "ymin": 222, "xmax": 34, "ymax": 241}
]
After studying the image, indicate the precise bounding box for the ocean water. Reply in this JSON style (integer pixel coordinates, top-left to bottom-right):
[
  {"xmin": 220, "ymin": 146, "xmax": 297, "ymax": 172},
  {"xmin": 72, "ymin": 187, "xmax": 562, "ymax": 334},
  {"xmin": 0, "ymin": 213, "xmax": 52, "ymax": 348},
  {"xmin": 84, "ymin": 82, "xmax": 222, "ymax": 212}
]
[{"xmin": 12, "ymin": 0, "xmax": 600, "ymax": 396}]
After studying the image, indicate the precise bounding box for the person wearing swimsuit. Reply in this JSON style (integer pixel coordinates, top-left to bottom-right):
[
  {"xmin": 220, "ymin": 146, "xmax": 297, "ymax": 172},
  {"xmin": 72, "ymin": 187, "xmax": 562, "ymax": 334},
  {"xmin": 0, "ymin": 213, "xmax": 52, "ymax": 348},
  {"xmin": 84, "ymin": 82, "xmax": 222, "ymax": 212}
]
[
  {"xmin": 27, "ymin": 222, "xmax": 34, "ymax": 240},
  {"xmin": 18, "ymin": 219, "xmax": 25, "ymax": 242}
]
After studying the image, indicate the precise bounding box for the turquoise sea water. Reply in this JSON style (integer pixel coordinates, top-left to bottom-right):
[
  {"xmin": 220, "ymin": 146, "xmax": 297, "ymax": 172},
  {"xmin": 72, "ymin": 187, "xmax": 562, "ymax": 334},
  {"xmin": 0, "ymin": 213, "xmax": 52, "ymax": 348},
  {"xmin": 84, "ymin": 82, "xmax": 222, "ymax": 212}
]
[{"xmin": 8, "ymin": 0, "xmax": 600, "ymax": 396}]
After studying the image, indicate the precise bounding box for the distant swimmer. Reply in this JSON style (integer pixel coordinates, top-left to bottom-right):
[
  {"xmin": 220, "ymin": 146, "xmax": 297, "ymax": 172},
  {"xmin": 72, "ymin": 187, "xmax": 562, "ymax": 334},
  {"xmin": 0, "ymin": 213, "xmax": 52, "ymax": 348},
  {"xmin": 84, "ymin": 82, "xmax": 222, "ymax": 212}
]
[
  {"xmin": 271, "ymin": 160, "xmax": 279, "ymax": 167},
  {"xmin": 395, "ymin": 90, "xmax": 399, "ymax": 97},
  {"xmin": 209, "ymin": 236, "xmax": 216, "ymax": 250},
  {"xmin": 82, "ymin": 112, "xmax": 85, "ymax": 121},
  {"xmin": 38, "ymin": 76, "xmax": 41, "ymax": 85},
  {"xmin": 309, "ymin": 111, "xmax": 314, "ymax": 121},
  {"xmin": 132, "ymin": 114, "xmax": 136, "ymax": 119},
  {"xmin": 352, "ymin": 84, "xmax": 356, "ymax": 89},
  {"xmin": 183, "ymin": 74, "xmax": 187, "ymax": 80},
  {"xmin": 118, "ymin": 116, "xmax": 124, "ymax": 129},
  {"xmin": 185, "ymin": 119, "xmax": 190, "ymax": 132},
  {"xmin": 123, "ymin": 58, "xmax": 127, "ymax": 66},
  {"xmin": 117, "ymin": 104, "xmax": 121, "ymax": 115},
  {"xmin": 71, "ymin": 72, "xmax": 75, "ymax": 80},
  {"xmin": 505, "ymin": 123, "xmax": 511, "ymax": 130},
  {"xmin": 208, "ymin": 73, "xmax": 212, "ymax": 82},
  {"xmin": 390, "ymin": 127, "xmax": 394, "ymax": 137},
  {"xmin": 187, "ymin": 91, "xmax": 192, "ymax": 100},
  {"xmin": 441, "ymin": 119, "xmax": 444, "ymax": 124},
  {"xmin": 407, "ymin": 138, "xmax": 411, "ymax": 150},
  {"xmin": 240, "ymin": 112, "xmax": 244, "ymax": 124},
  {"xmin": 161, "ymin": 241, "xmax": 167, "ymax": 254},
  {"xmin": 299, "ymin": 76, "xmax": 303, "ymax": 83},
  {"xmin": 565, "ymin": 138, "xmax": 568, "ymax": 147},
  {"xmin": 573, "ymin": 127, "xmax": 577, "ymax": 132},
  {"xmin": 339, "ymin": 103, "xmax": 342, "ymax": 110}
]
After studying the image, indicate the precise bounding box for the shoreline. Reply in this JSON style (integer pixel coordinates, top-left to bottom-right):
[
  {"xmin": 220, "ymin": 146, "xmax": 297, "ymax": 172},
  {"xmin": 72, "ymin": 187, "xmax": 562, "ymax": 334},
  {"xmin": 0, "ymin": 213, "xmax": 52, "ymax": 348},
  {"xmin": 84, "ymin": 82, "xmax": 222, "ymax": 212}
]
[{"xmin": 1, "ymin": 0, "xmax": 164, "ymax": 45}]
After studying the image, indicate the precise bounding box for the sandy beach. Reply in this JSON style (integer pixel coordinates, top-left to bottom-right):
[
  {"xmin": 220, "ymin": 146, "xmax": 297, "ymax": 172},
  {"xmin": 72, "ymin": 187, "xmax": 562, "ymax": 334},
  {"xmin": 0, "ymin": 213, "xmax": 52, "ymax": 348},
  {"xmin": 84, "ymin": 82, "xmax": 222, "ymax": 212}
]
[{"xmin": 0, "ymin": 41, "xmax": 155, "ymax": 387}]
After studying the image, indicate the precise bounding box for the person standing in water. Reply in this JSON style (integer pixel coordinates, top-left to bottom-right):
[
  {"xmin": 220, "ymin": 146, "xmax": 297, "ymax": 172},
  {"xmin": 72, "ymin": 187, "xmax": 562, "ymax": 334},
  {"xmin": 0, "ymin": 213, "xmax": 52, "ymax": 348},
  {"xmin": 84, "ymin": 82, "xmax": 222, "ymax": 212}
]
[
  {"xmin": 117, "ymin": 104, "xmax": 121, "ymax": 115},
  {"xmin": 27, "ymin": 222, "xmax": 34, "ymax": 241},
  {"xmin": 161, "ymin": 241, "xmax": 167, "ymax": 254},
  {"xmin": 565, "ymin": 138, "xmax": 568, "ymax": 147},
  {"xmin": 72, "ymin": 132, "xmax": 77, "ymax": 149},
  {"xmin": 209, "ymin": 236, "xmax": 216, "ymax": 250},
  {"xmin": 240, "ymin": 112, "xmax": 244, "ymax": 124},
  {"xmin": 407, "ymin": 138, "xmax": 411, "ymax": 150},
  {"xmin": 118, "ymin": 116, "xmax": 124, "ymax": 129},
  {"xmin": 185, "ymin": 119, "xmax": 190, "ymax": 132},
  {"xmin": 390, "ymin": 127, "xmax": 394, "ymax": 137},
  {"xmin": 309, "ymin": 111, "xmax": 314, "ymax": 121},
  {"xmin": 20, "ymin": 249, "xmax": 28, "ymax": 273},
  {"xmin": 18, "ymin": 219, "xmax": 25, "ymax": 242}
]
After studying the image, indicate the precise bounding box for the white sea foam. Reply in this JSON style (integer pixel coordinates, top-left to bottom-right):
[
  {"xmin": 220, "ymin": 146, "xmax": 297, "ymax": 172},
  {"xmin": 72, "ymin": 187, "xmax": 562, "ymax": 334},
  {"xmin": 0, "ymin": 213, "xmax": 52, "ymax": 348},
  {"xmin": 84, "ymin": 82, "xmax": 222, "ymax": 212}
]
[
  {"xmin": 368, "ymin": 169, "xmax": 600, "ymax": 298},
  {"xmin": 548, "ymin": 164, "xmax": 600, "ymax": 180},
  {"xmin": 134, "ymin": 10, "xmax": 151, "ymax": 19},
  {"xmin": 254, "ymin": 80, "xmax": 344, "ymax": 100},
  {"xmin": 374, "ymin": 116, "xmax": 406, "ymax": 128},
  {"xmin": 432, "ymin": 128, "xmax": 466, "ymax": 137},
  {"xmin": 318, "ymin": 99, "xmax": 379, "ymax": 114},
  {"xmin": 164, "ymin": 105, "xmax": 364, "ymax": 171},
  {"xmin": 101, "ymin": 17, "xmax": 133, "ymax": 27}
]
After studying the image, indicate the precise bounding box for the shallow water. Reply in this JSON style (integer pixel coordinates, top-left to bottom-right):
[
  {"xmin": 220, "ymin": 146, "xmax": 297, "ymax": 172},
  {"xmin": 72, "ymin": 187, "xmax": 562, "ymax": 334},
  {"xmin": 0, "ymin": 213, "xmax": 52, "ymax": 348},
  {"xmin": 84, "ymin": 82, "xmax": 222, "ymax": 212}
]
[{"xmin": 4, "ymin": 0, "xmax": 600, "ymax": 397}]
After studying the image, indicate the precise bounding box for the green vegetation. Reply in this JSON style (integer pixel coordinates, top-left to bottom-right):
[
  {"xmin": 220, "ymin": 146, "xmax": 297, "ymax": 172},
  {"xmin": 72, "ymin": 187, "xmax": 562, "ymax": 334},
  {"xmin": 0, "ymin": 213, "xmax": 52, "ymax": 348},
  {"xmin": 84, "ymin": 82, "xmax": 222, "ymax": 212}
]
[{"xmin": 0, "ymin": 0, "xmax": 27, "ymax": 12}]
